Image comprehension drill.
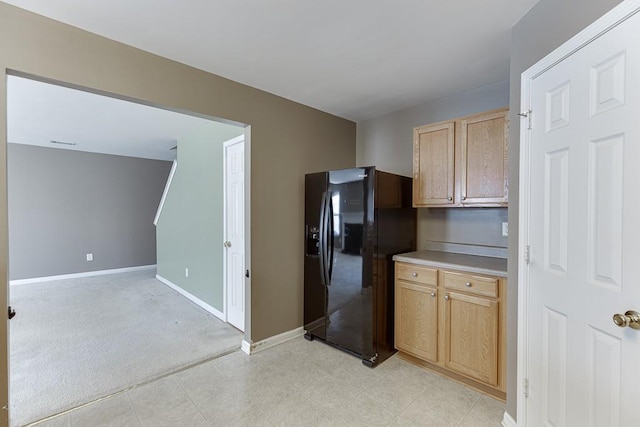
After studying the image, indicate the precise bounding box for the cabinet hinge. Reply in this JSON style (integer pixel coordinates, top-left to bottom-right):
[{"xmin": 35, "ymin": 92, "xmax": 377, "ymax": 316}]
[
  {"xmin": 518, "ymin": 110, "xmax": 532, "ymax": 130},
  {"xmin": 523, "ymin": 378, "xmax": 530, "ymax": 398},
  {"xmin": 524, "ymin": 245, "xmax": 531, "ymax": 265}
]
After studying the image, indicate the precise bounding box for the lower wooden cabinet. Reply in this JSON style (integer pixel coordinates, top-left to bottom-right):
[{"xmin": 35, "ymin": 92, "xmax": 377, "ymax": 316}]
[
  {"xmin": 444, "ymin": 291, "xmax": 499, "ymax": 386},
  {"xmin": 394, "ymin": 261, "xmax": 506, "ymax": 399},
  {"xmin": 395, "ymin": 280, "xmax": 438, "ymax": 362}
]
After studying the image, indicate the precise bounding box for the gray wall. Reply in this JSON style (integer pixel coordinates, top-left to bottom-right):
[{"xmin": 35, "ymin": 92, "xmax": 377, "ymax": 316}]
[
  {"xmin": 357, "ymin": 80, "xmax": 509, "ymax": 249},
  {"xmin": 506, "ymin": 0, "xmax": 622, "ymax": 419},
  {"xmin": 8, "ymin": 143, "xmax": 171, "ymax": 280},
  {"xmin": 156, "ymin": 123, "xmax": 243, "ymax": 311}
]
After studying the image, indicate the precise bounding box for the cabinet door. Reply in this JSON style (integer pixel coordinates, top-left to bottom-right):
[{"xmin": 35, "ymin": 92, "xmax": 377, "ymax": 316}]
[
  {"xmin": 458, "ymin": 109, "xmax": 508, "ymax": 205},
  {"xmin": 444, "ymin": 291, "xmax": 499, "ymax": 386},
  {"xmin": 395, "ymin": 280, "xmax": 438, "ymax": 362},
  {"xmin": 413, "ymin": 121, "xmax": 455, "ymax": 206}
]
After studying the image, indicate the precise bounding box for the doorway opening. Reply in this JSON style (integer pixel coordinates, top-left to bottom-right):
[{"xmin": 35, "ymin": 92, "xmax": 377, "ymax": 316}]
[{"xmin": 6, "ymin": 73, "xmax": 251, "ymax": 425}]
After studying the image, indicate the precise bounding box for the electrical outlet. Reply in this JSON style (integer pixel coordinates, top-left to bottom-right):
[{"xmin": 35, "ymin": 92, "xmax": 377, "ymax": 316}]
[
  {"xmin": 185, "ymin": 268, "xmax": 189, "ymax": 278},
  {"xmin": 86, "ymin": 253, "xmax": 93, "ymax": 261},
  {"xmin": 502, "ymin": 222, "xmax": 509, "ymax": 237}
]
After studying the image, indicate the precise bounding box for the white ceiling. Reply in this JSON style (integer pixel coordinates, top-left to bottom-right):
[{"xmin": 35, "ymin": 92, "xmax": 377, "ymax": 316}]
[
  {"xmin": 7, "ymin": 75, "xmax": 243, "ymax": 161},
  {"xmin": 1, "ymin": 0, "xmax": 538, "ymax": 121}
]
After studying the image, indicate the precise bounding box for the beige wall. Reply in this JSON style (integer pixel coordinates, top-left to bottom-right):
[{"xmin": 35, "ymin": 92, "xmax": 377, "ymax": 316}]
[
  {"xmin": 506, "ymin": 0, "xmax": 622, "ymax": 420},
  {"xmin": 0, "ymin": 3, "xmax": 355, "ymax": 422}
]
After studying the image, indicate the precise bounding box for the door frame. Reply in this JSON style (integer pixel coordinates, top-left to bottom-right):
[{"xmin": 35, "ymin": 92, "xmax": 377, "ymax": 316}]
[
  {"xmin": 517, "ymin": 1, "xmax": 640, "ymax": 424},
  {"xmin": 222, "ymin": 133, "xmax": 250, "ymax": 335}
]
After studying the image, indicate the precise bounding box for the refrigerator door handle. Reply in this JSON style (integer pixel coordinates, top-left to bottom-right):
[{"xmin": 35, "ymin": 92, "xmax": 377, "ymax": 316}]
[
  {"xmin": 327, "ymin": 193, "xmax": 334, "ymax": 285},
  {"xmin": 319, "ymin": 191, "xmax": 327, "ymax": 287}
]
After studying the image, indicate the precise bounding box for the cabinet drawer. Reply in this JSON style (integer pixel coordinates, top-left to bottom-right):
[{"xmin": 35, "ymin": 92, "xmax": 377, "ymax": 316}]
[
  {"xmin": 443, "ymin": 271, "xmax": 498, "ymax": 298},
  {"xmin": 396, "ymin": 263, "xmax": 437, "ymax": 286}
]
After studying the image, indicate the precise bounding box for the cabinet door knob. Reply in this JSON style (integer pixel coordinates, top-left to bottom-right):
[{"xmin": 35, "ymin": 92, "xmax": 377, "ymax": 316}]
[
  {"xmin": 430, "ymin": 292, "xmax": 436, "ymax": 297},
  {"xmin": 465, "ymin": 282, "xmax": 472, "ymax": 287},
  {"xmin": 447, "ymin": 196, "xmax": 453, "ymax": 201},
  {"xmin": 444, "ymin": 295, "xmax": 450, "ymax": 301},
  {"xmin": 411, "ymin": 272, "xmax": 417, "ymax": 277},
  {"xmin": 461, "ymin": 195, "xmax": 467, "ymax": 201}
]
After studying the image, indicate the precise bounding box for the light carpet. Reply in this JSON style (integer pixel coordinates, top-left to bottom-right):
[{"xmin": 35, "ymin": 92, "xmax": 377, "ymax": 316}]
[{"xmin": 9, "ymin": 269, "xmax": 242, "ymax": 427}]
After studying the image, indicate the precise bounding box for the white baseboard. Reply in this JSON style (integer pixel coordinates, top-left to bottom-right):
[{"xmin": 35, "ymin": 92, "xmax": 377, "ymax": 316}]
[
  {"xmin": 155, "ymin": 274, "xmax": 225, "ymax": 321},
  {"xmin": 9, "ymin": 265, "xmax": 157, "ymax": 286},
  {"xmin": 241, "ymin": 340, "xmax": 251, "ymax": 355},
  {"xmin": 243, "ymin": 326, "xmax": 305, "ymax": 354},
  {"xmin": 502, "ymin": 411, "xmax": 517, "ymax": 427}
]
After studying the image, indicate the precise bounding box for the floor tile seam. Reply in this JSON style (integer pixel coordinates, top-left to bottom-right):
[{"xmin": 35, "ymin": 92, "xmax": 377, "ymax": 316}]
[
  {"xmin": 410, "ymin": 373, "xmax": 444, "ymax": 401},
  {"xmin": 296, "ymin": 392, "xmax": 340, "ymax": 421},
  {"xmin": 393, "ymin": 393, "xmax": 427, "ymax": 426},
  {"xmin": 324, "ymin": 363, "xmax": 381, "ymax": 384},
  {"xmin": 263, "ymin": 410, "xmax": 280, "ymax": 426},
  {"xmin": 125, "ymin": 391, "xmax": 144, "ymax": 427},
  {"xmin": 382, "ymin": 415, "xmax": 398, "ymax": 427},
  {"xmin": 383, "ymin": 388, "xmax": 424, "ymax": 417},
  {"xmin": 346, "ymin": 375, "xmax": 384, "ymax": 405},
  {"xmin": 455, "ymin": 393, "xmax": 483, "ymax": 426},
  {"xmin": 325, "ymin": 388, "xmax": 394, "ymax": 423},
  {"xmin": 393, "ymin": 377, "xmax": 451, "ymax": 424},
  {"xmin": 172, "ymin": 370, "xmax": 211, "ymax": 424}
]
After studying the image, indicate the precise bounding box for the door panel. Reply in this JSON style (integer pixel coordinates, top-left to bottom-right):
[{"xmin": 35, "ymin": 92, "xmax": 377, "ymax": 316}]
[
  {"xmin": 225, "ymin": 138, "xmax": 245, "ymax": 332},
  {"xmin": 526, "ymin": 8, "xmax": 640, "ymax": 425}
]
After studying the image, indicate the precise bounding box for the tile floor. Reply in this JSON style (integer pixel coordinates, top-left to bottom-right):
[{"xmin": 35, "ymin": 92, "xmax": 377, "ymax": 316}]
[{"xmin": 32, "ymin": 337, "xmax": 505, "ymax": 427}]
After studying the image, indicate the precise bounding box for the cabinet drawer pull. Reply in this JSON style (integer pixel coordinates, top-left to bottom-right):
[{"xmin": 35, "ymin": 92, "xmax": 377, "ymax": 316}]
[
  {"xmin": 430, "ymin": 292, "xmax": 436, "ymax": 297},
  {"xmin": 465, "ymin": 282, "xmax": 472, "ymax": 287},
  {"xmin": 411, "ymin": 272, "xmax": 418, "ymax": 277},
  {"xmin": 444, "ymin": 295, "xmax": 450, "ymax": 301}
]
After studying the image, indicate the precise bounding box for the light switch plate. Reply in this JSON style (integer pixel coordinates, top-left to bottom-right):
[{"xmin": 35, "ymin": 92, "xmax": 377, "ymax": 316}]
[{"xmin": 502, "ymin": 222, "xmax": 509, "ymax": 237}]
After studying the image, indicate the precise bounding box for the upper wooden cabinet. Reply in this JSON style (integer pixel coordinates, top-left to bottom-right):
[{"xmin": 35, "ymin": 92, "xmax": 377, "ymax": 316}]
[
  {"xmin": 412, "ymin": 121, "xmax": 455, "ymax": 206},
  {"xmin": 413, "ymin": 108, "xmax": 509, "ymax": 207}
]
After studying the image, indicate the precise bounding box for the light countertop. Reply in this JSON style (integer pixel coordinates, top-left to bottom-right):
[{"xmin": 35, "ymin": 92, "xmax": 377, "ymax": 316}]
[{"xmin": 392, "ymin": 250, "xmax": 507, "ymax": 278}]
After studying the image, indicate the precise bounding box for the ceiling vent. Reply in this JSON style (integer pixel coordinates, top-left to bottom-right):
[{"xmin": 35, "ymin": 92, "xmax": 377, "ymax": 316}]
[{"xmin": 50, "ymin": 140, "xmax": 77, "ymax": 146}]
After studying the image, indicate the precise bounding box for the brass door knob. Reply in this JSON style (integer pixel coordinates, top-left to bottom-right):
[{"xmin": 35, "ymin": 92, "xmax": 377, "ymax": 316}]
[{"xmin": 613, "ymin": 310, "xmax": 640, "ymax": 330}]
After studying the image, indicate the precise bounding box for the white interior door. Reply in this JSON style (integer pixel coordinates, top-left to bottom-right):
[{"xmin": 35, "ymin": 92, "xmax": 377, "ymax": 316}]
[
  {"xmin": 523, "ymin": 5, "xmax": 640, "ymax": 426},
  {"xmin": 224, "ymin": 136, "xmax": 245, "ymax": 332}
]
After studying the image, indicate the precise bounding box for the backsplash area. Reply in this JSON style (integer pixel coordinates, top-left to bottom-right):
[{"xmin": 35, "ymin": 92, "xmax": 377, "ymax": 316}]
[
  {"xmin": 417, "ymin": 207, "xmax": 508, "ymax": 254},
  {"xmin": 423, "ymin": 241, "xmax": 507, "ymax": 259}
]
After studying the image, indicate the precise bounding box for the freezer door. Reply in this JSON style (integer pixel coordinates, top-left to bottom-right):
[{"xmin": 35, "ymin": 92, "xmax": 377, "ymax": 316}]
[{"xmin": 304, "ymin": 172, "xmax": 328, "ymax": 341}]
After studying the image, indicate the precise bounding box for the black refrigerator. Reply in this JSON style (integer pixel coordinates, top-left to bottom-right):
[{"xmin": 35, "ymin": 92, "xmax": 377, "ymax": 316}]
[{"xmin": 304, "ymin": 167, "xmax": 416, "ymax": 367}]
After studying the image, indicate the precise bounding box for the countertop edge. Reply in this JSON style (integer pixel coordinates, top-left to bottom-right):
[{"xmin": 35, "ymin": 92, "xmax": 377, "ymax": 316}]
[{"xmin": 392, "ymin": 254, "xmax": 508, "ymax": 278}]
